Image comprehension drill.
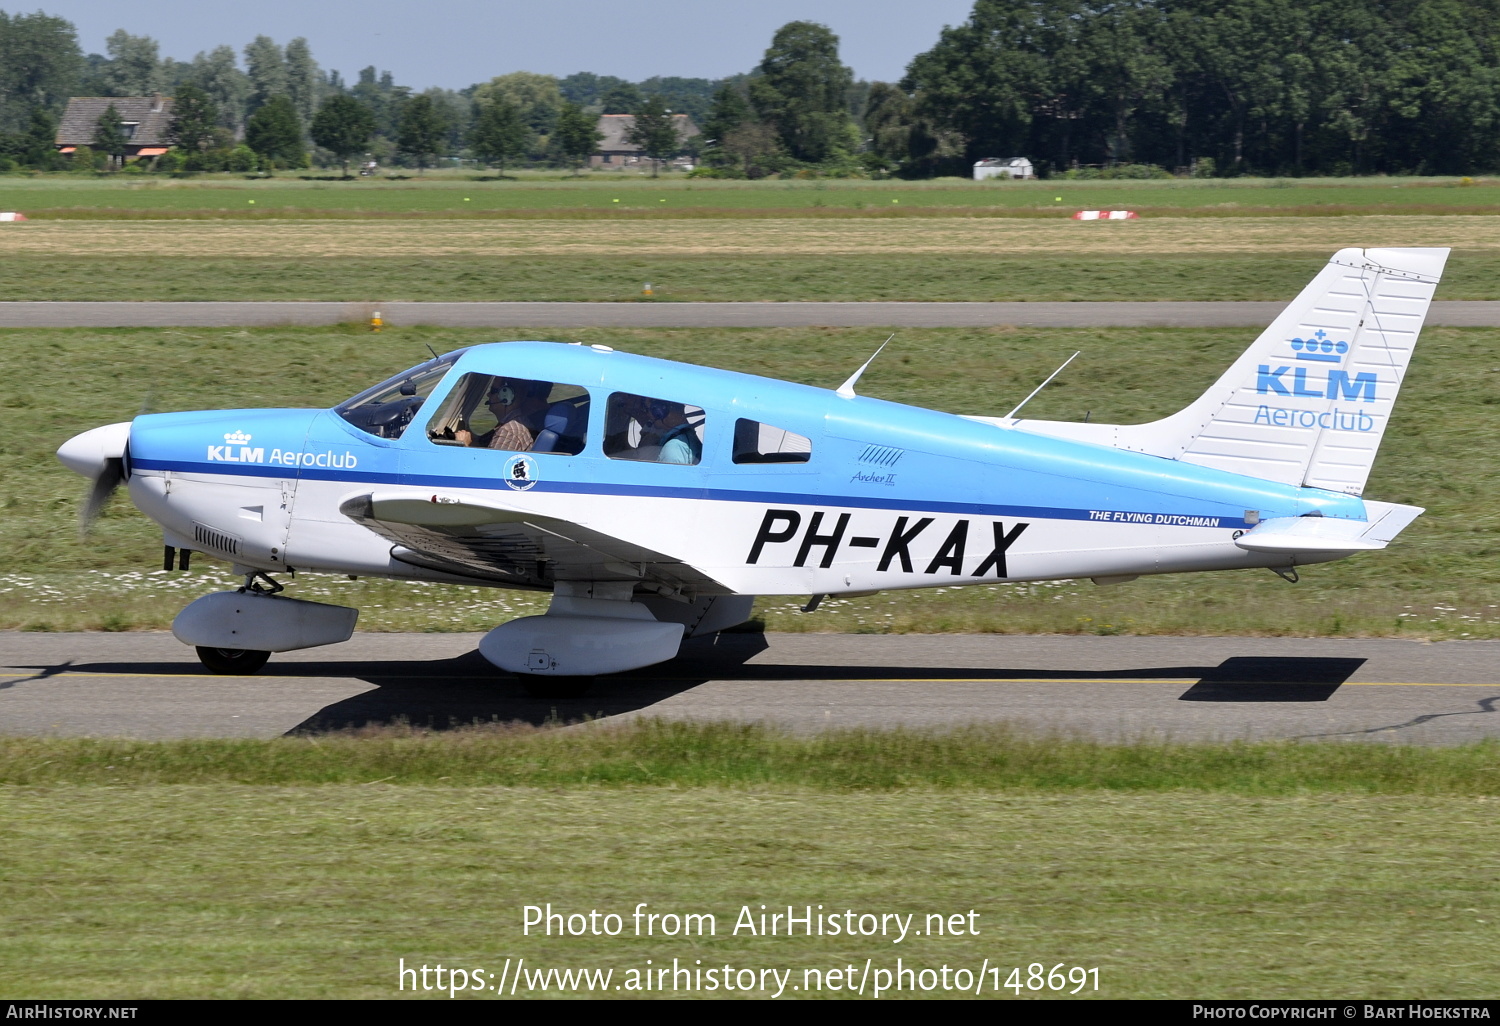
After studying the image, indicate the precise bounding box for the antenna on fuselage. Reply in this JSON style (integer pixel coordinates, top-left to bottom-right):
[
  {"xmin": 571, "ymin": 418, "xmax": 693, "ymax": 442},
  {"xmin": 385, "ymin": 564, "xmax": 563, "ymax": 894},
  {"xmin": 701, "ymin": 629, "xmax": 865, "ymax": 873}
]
[
  {"xmin": 836, "ymin": 334, "xmax": 895, "ymax": 398},
  {"xmin": 1004, "ymin": 351, "xmax": 1081, "ymax": 421}
]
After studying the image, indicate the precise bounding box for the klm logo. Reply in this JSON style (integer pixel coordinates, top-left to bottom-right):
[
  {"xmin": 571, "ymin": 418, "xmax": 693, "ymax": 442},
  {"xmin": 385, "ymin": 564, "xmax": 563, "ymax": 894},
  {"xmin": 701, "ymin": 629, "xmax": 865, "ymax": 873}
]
[
  {"xmin": 207, "ymin": 430, "xmax": 264, "ymax": 464},
  {"xmin": 1251, "ymin": 333, "xmax": 1381, "ymax": 432},
  {"xmin": 1290, "ymin": 329, "xmax": 1348, "ymax": 363},
  {"xmin": 1258, "ymin": 330, "xmax": 1376, "ymax": 401},
  {"xmin": 1256, "ymin": 365, "xmax": 1377, "ymax": 402}
]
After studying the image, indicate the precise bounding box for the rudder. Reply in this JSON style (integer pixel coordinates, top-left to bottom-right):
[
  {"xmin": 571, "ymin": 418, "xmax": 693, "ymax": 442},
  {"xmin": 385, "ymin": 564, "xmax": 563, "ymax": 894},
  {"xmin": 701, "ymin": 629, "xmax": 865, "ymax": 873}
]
[{"xmin": 1011, "ymin": 247, "xmax": 1448, "ymax": 496}]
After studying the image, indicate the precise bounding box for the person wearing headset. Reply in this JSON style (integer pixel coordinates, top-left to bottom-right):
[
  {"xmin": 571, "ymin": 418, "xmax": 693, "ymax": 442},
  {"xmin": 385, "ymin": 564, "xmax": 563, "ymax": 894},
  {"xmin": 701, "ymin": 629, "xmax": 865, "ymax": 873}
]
[{"xmin": 456, "ymin": 378, "xmax": 551, "ymax": 451}]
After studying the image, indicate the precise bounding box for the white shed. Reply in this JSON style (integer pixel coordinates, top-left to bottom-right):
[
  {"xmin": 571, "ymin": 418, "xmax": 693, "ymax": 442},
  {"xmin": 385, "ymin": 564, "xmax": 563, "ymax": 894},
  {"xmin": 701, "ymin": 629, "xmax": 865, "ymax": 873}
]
[{"xmin": 973, "ymin": 157, "xmax": 1035, "ymax": 180}]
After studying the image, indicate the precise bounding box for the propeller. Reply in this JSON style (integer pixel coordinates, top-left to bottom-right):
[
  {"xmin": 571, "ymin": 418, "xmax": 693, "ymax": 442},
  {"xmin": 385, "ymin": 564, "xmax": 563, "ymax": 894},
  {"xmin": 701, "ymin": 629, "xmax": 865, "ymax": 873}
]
[
  {"xmin": 79, "ymin": 453, "xmax": 127, "ymax": 536},
  {"xmin": 56, "ymin": 421, "xmax": 133, "ymax": 537}
]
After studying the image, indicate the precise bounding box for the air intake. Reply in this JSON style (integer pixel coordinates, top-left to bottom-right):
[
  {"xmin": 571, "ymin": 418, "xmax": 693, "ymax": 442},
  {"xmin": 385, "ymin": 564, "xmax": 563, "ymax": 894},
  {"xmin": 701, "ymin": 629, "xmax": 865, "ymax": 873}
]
[{"xmin": 192, "ymin": 522, "xmax": 240, "ymax": 555}]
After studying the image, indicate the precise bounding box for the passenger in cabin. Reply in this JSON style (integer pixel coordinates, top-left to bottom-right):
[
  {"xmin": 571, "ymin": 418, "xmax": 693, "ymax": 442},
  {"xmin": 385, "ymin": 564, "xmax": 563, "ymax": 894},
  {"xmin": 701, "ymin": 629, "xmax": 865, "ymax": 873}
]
[
  {"xmin": 649, "ymin": 400, "xmax": 703, "ymax": 465},
  {"xmin": 456, "ymin": 377, "xmax": 552, "ymax": 451}
]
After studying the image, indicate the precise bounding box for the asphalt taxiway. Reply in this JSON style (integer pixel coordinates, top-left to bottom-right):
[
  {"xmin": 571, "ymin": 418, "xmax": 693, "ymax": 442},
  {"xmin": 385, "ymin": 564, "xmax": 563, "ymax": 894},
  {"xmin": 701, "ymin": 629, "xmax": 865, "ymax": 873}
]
[{"xmin": 1, "ymin": 632, "xmax": 1495, "ymax": 744}]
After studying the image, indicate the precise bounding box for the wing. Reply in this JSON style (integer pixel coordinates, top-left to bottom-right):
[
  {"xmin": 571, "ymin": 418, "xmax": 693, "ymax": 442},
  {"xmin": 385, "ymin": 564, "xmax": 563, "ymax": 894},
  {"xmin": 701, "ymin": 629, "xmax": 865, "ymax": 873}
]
[{"xmin": 338, "ymin": 491, "xmax": 727, "ymax": 594}]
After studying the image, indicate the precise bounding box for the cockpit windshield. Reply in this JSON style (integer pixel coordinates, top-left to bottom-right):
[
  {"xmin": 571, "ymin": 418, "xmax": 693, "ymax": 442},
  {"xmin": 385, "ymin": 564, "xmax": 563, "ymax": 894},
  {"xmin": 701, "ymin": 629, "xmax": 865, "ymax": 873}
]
[{"xmin": 335, "ymin": 350, "xmax": 465, "ymax": 439}]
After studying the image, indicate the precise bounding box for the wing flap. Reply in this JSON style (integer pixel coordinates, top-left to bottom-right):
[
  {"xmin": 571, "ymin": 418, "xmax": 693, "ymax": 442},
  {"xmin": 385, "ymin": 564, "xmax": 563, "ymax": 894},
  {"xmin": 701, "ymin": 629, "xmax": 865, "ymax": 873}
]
[{"xmin": 339, "ymin": 490, "xmax": 726, "ymax": 593}]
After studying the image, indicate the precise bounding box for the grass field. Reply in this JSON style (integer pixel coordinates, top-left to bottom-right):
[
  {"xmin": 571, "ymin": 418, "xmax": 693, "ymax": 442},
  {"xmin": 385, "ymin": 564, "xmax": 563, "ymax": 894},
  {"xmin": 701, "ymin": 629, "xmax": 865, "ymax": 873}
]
[
  {"xmin": 5, "ymin": 323, "xmax": 1496, "ymax": 638},
  {"xmin": 5, "ymin": 173, "xmax": 1500, "ymax": 218},
  {"xmin": 5, "ymin": 176, "xmax": 1499, "ymax": 303},
  {"xmin": 0, "ymin": 724, "xmax": 1496, "ymax": 999},
  {"xmin": 4, "ymin": 214, "xmax": 1496, "ymax": 302}
]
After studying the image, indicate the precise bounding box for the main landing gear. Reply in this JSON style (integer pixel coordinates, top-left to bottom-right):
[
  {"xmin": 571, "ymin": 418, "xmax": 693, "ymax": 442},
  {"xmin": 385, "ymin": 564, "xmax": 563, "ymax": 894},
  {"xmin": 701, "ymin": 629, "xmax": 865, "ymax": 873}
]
[
  {"xmin": 195, "ymin": 646, "xmax": 272, "ymax": 675},
  {"xmin": 190, "ymin": 571, "xmax": 282, "ymax": 674}
]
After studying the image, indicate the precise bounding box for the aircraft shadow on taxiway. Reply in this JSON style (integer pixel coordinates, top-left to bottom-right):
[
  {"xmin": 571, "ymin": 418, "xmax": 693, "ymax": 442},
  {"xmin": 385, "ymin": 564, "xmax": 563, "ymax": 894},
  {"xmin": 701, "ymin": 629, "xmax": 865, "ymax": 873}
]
[{"xmin": 12, "ymin": 634, "xmax": 1368, "ymax": 733}]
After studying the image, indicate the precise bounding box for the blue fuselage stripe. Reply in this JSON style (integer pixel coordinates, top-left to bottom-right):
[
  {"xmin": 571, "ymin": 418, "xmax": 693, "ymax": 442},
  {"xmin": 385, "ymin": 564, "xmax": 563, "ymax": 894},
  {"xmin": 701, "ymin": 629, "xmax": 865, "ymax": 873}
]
[{"xmin": 131, "ymin": 456, "xmax": 1250, "ymax": 528}]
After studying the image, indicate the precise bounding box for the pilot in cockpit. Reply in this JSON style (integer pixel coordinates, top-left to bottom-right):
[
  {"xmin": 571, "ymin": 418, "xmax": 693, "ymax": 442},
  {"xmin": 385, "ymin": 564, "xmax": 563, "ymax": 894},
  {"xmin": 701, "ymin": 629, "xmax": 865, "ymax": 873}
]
[{"xmin": 456, "ymin": 377, "xmax": 552, "ymax": 450}]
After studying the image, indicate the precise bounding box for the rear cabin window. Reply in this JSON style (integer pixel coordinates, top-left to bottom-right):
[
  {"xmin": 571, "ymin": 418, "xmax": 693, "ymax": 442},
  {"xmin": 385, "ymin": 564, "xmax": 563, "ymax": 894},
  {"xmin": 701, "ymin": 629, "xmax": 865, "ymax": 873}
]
[
  {"xmin": 732, "ymin": 419, "xmax": 812, "ymax": 464},
  {"xmin": 603, "ymin": 393, "xmax": 705, "ymax": 465},
  {"xmin": 425, "ymin": 373, "xmax": 590, "ymax": 455}
]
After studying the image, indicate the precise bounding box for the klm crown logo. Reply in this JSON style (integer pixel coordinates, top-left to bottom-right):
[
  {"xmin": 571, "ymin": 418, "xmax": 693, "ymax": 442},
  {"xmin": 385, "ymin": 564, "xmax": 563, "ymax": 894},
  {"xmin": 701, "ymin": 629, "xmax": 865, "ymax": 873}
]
[
  {"xmin": 224, "ymin": 430, "xmax": 252, "ymax": 445},
  {"xmin": 1289, "ymin": 329, "xmax": 1349, "ymax": 363}
]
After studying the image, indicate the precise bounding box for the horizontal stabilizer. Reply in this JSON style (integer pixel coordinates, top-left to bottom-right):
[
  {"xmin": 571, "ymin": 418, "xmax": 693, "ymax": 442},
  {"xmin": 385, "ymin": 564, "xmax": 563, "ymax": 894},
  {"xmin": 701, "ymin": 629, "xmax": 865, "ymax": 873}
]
[{"xmin": 1234, "ymin": 502, "xmax": 1423, "ymax": 555}]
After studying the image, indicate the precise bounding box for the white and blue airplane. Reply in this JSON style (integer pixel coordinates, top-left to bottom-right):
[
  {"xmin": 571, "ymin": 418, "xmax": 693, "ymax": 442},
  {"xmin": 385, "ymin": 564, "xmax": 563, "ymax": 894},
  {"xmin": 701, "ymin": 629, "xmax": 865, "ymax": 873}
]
[{"xmin": 57, "ymin": 247, "xmax": 1445, "ymax": 695}]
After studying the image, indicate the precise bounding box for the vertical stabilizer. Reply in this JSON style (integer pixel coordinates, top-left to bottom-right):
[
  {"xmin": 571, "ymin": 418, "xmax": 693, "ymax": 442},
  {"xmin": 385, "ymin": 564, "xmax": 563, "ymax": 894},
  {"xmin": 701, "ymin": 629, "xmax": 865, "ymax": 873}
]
[{"xmin": 1010, "ymin": 248, "xmax": 1448, "ymax": 495}]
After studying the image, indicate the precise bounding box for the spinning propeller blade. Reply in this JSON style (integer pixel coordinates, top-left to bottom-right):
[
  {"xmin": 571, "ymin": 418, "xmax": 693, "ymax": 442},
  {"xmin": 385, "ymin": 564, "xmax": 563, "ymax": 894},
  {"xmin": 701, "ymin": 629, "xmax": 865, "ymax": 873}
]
[{"xmin": 79, "ymin": 455, "xmax": 126, "ymax": 536}]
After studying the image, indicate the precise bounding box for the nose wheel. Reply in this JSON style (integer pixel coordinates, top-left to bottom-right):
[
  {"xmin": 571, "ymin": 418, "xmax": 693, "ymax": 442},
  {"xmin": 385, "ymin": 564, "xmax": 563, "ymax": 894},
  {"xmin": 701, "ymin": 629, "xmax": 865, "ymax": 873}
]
[{"xmin": 195, "ymin": 646, "xmax": 271, "ymax": 675}]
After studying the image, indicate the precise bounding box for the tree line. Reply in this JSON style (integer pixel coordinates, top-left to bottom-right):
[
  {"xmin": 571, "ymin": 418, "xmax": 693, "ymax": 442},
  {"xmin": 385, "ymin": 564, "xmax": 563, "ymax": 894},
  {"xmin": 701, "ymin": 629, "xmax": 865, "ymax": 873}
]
[
  {"xmin": 5, "ymin": 2, "xmax": 1500, "ymax": 178},
  {"xmin": 897, "ymin": 0, "xmax": 1500, "ymax": 177}
]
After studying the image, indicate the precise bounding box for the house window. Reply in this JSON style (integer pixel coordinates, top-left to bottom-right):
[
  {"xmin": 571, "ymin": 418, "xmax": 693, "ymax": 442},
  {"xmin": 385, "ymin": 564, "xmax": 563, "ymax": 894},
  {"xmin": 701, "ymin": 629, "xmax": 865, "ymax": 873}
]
[{"xmin": 121, "ymin": 123, "xmax": 139, "ymax": 139}]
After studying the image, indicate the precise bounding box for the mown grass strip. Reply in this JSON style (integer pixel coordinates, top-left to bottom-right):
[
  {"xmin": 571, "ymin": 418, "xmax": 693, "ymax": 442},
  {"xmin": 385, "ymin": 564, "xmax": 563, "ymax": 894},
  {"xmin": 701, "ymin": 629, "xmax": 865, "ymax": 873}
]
[
  {"xmin": 2, "ymin": 721, "xmax": 1497, "ymax": 792},
  {"xmin": 2, "ymin": 786, "xmax": 1494, "ymax": 998},
  {"xmin": 5, "ymin": 252, "xmax": 1500, "ymax": 302},
  {"xmin": 21, "ymin": 202, "xmax": 1500, "ymax": 220}
]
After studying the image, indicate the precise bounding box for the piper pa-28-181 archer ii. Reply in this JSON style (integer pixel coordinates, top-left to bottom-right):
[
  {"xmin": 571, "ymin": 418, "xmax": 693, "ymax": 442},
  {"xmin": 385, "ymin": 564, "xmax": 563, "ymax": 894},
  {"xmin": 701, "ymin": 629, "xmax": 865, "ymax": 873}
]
[{"xmin": 58, "ymin": 247, "xmax": 1445, "ymax": 695}]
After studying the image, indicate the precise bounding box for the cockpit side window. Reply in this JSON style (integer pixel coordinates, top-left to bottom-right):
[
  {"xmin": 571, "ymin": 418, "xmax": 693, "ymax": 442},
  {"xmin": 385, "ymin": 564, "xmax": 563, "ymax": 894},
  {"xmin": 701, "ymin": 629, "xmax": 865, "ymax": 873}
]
[
  {"xmin": 335, "ymin": 353, "xmax": 462, "ymax": 439},
  {"xmin": 732, "ymin": 419, "xmax": 813, "ymax": 464},
  {"xmin": 603, "ymin": 393, "xmax": 705, "ymax": 465},
  {"xmin": 424, "ymin": 373, "xmax": 590, "ymax": 455}
]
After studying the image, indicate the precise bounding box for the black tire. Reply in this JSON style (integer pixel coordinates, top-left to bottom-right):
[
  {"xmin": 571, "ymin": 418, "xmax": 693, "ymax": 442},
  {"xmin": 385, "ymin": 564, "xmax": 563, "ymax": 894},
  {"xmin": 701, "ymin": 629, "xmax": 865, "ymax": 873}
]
[
  {"xmin": 195, "ymin": 646, "xmax": 271, "ymax": 675},
  {"xmin": 517, "ymin": 675, "xmax": 595, "ymax": 699}
]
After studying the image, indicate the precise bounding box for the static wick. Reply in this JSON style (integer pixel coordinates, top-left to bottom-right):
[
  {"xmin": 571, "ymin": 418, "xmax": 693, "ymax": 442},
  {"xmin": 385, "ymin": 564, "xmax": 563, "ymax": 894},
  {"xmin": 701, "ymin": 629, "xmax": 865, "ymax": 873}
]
[{"xmin": 1005, "ymin": 351, "xmax": 1081, "ymax": 421}]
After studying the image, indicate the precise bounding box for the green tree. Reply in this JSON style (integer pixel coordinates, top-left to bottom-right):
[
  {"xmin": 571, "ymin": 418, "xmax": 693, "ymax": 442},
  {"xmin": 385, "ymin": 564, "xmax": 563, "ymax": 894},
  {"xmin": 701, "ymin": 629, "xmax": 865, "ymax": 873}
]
[
  {"xmin": 626, "ymin": 95, "xmax": 682, "ymax": 176},
  {"xmin": 749, "ymin": 21, "xmax": 859, "ymax": 162},
  {"xmin": 599, "ymin": 81, "xmax": 643, "ymax": 114},
  {"xmin": 468, "ymin": 98, "xmax": 528, "ymax": 174},
  {"xmin": 103, "ymin": 29, "xmax": 162, "ymax": 96},
  {"xmin": 721, "ymin": 121, "xmax": 783, "ymax": 178},
  {"xmin": 245, "ymin": 94, "xmax": 304, "ymax": 167},
  {"xmin": 397, "ymin": 92, "xmax": 450, "ymax": 171},
  {"xmin": 185, "ymin": 45, "xmax": 250, "ymax": 134},
  {"xmin": 553, "ymin": 100, "xmax": 602, "ymax": 173},
  {"xmin": 0, "ymin": 10, "xmax": 83, "ymax": 135},
  {"xmin": 243, "ymin": 35, "xmax": 288, "ymax": 115},
  {"xmin": 559, "ymin": 72, "xmax": 629, "ymax": 108},
  {"xmin": 283, "ymin": 37, "xmax": 322, "ymax": 125},
  {"xmin": 862, "ymin": 82, "xmax": 915, "ymax": 165},
  {"xmin": 21, "ymin": 105, "xmax": 61, "ymax": 168},
  {"xmin": 351, "ymin": 66, "xmax": 409, "ymax": 139},
  {"xmin": 168, "ymin": 84, "xmax": 219, "ymax": 154},
  {"xmin": 310, "ymin": 93, "xmax": 375, "ymax": 176},
  {"xmin": 92, "ymin": 103, "xmax": 128, "ymax": 167},
  {"xmin": 471, "ymin": 72, "xmax": 562, "ymax": 135},
  {"xmin": 702, "ymin": 84, "xmax": 751, "ymax": 144}
]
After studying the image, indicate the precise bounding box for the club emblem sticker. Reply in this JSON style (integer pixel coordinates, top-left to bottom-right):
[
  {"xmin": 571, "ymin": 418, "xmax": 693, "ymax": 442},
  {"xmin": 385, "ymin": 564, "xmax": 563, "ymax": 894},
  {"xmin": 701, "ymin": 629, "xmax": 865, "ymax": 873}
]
[{"xmin": 504, "ymin": 454, "xmax": 539, "ymax": 491}]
